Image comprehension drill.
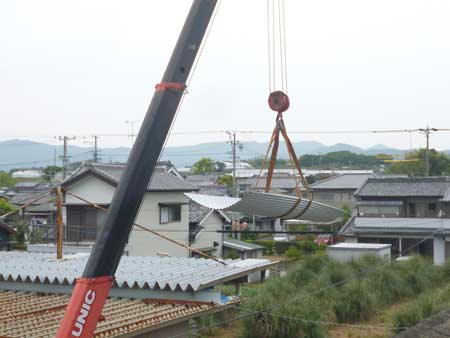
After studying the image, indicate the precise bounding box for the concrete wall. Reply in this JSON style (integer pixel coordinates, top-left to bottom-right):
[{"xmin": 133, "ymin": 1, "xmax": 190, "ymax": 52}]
[
  {"xmin": 434, "ymin": 237, "xmax": 446, "ymax": 266},
  {"xmin": 327, "ymin": 247, "xmax": 391, "ymax": 262}
]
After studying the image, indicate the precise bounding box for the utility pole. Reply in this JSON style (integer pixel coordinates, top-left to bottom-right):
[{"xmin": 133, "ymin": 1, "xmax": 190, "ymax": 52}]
[
  {"xmin": 226, "ymin": 131, "xmax": 239, "ymax": 196},
  {"xmin": 125, "ymin": 120, "xmax": 138, "ymax": 145},
  {"xmin": 57, "ymin": 136, "xmax": 76, "ymax": 180},
  {"xmin": 93, "ymin": 135, "xmax": 100, "ymax": 163},
  {"xmin": 56, "ymin": 187, "xmax": 63, "ymax": 260},
  {"xmin": 419, "ymin": 126, "xmax": 437, "ymax": 177}
]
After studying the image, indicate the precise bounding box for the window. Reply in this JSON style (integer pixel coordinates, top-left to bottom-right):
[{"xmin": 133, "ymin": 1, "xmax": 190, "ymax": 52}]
[
  {"xmin": 159, "ymin": 204, "xmax": 182, "ymax": 224},
  {"xmin": 428, "ymin": 203, "xmax": 437, "ymax": 211}
]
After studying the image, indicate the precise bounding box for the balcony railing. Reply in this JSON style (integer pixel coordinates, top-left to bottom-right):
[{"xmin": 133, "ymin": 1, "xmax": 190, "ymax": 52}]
[{"xmin": 30, "ymin": 224, "xmax": 98, "ymax": 246}]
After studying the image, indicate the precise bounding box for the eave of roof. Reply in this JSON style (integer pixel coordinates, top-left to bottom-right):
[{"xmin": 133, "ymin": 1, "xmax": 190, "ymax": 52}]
[{"xmin": 0, "ymin": 252, "xmax": 275, "ymax": 293}]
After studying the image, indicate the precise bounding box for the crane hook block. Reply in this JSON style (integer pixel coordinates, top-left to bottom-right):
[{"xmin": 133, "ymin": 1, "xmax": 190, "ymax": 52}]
[{"xmin": 268, "ymin": 91, "xmax": 290, "ymax": 113}]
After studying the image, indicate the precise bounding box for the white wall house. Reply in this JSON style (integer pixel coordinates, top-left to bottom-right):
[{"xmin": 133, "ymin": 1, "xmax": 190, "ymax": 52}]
[
  {"xmin": 61, "ymin": 163, "xmax": 199, "ymax": 257},
  {"xmin": 188, "ymin": 201, "xmax": 230, "ymax": 258}
]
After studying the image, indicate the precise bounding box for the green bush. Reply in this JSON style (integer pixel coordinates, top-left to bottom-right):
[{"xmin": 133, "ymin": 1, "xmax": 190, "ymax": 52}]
[
  {"xmin": 253, "ymin": 240, "xmax": 274, "ymax": 255},
  {"xmin": 224, "ymin": 249, "xmax": 241, "ymax": 260},
  {"xmin": 285, "ymin": 246, "xmax": 301, "ymax": 259}
]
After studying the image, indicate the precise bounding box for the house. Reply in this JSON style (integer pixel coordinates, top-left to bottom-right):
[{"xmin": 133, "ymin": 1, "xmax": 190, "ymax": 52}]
[
  {"xmin": 223, "ymin": 238, "xmax": 264, "ymax": 259},
  {"xmin": 60, "ymin": 163, "xmax": 200, "ymax": 257},
  {"xmin": 188, "ymin": 200, "xmax": 230, "ymax": 257},
  {"xmin": 9, "ymin": 192, "xmax": 56, "ymax": 227},
  {"xmin": 395, "ymin": 309, "xmax": 450, "ymax": 338},
  {"xmin": 340, "ymin": 176, "xmax": 450, "ymax": 265},
  {"xmin": 308, "ymin": 173, "xmax": 376, "ymax": 208},
  {"xmin": 0, "ymin": 251, "xmax": 275, "ymax": 338},
  {"xmin": 0, "ymin": 221, "xmax": 15, "ymax": 250}
]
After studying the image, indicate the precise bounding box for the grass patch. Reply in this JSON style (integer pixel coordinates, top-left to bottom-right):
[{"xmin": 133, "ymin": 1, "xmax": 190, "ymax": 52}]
[{"xmin": 241, "ymin": 254, "xmax": 450, "ymax": 338}]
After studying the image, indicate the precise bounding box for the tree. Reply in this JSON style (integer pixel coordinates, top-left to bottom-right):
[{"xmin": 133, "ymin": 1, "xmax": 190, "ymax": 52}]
[
  {"xmin": 386, "ymin": 149, "xmax": 450, "ymax": 176},
  {"xmin": 192, "ymin": 158, "xmax": 215, "ymax": 174},
  {"xmin": 215, "ymin": 161, "xmax": 226, "ymax": 173},
  {"xmin": 42, "ymin": 165, "xmax": 63, "ymax": 181},
  {"xmin": 0, "ymin": 172, "xmax": 16, "ymax": 187},
  {"xmin": 217, "ymin": 174, "xmax": 233, "ymax": 188},
  {"xmin": 0, "ymin": 199, "xmax": 12, "ymax": 214}
]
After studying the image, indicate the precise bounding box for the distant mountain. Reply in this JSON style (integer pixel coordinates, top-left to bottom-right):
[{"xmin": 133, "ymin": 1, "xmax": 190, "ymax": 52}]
[{"xmin": 0, "ymin": 139, "xmax": 438, "ymax": 170}]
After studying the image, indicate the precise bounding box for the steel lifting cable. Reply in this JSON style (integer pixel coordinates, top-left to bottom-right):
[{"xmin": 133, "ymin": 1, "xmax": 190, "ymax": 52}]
[
  {"xmin": 62, "ymin": 188, "xmax": 226, "ymax": 265},
  {"xmin": 255, "ymin": 0, "xmax": 313, "ymax": 219}
]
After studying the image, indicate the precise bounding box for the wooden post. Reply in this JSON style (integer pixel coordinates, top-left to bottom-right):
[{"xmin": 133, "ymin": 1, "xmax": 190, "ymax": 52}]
[{"xmin": 56, "ymin": 187, "xmax": 63, "ymax": 259}]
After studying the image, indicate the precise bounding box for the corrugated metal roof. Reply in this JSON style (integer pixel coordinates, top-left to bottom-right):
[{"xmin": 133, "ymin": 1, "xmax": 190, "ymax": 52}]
[
  {"xmin": 0, "ymin": 252, "xmax": 274, "ymax": 292},
  {"xmin": 186, "ymin": 193, "xmax": 240, "ymax": 210},
  {"xmin": 223, "ymin": 239, "xmax": 264, "ymax": 252},
  {"xmin": 186, "ymin": 192, "xmax": 344, "ymax": 222},
  {"xmin": 229, "ymin": 192, "xmax": 344, "ymax": 222},
  {"xmin": 0, "ymin": 290, "xmax": 231, "ymax": 338}
]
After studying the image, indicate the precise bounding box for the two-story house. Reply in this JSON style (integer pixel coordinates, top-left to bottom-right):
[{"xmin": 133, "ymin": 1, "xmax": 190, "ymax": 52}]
[
  {"xmin": 340, "ymin": 176, "xmax": 450, "ymax": 265},
  {"xmin": 308, "ymin": 173, "xmax": 376, "ymax": 208},
  {"xmin": 61, "ymin": 163, "xmax": 200, "ymax": 257}
]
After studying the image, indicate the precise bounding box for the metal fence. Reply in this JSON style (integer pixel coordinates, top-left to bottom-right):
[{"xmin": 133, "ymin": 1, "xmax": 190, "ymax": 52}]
[{"xmin": 30, "ymin": 224, "xmax": 98, "ymax": 246}]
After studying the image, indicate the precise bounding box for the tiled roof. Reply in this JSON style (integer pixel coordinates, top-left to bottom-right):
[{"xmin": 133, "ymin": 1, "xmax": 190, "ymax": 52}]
[
  {"xmin": 63, "ymin": 163, "xmax": 199, "ymax": 192},
  {"xmin": 238, "ymin": 176, "xmax": 303, "ymax": 189},
  {"xmin": 0, "ymin": 290, "xmax": 229, "ymax": 338},
  {"xmin": 0, "ymin": 252, "xmax": 274, "ymax": 292},
  {"xmin": 356, "ymin": 176, "xmax": 450, "ymax": 197},
  {"xmin": 189, "ymin": 201, "xmax": 212, "ymax": 223},
  {"xmin": 8, "ymin": 192, "xmax": 53, "ymax": 205},
  {"xmin": 310, "ymin": 173, "xmax": 375, "ymax": 190},
  {"xmin": 15, "ymin": 181, "xmax": 40, "ymax": 188}
]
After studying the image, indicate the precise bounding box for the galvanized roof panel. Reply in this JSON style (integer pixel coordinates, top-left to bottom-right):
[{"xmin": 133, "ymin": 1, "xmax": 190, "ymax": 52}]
[
  {"xmin": 229, "ymin": 192, "xmax": 344, "ymax": 222},
  {"xmin": 0, "ymin": 252, "xmax": 274, "ymax": 292},
  {"xmin": 186, "ymin": 192, "xmax": 344, "ymax": 222}
]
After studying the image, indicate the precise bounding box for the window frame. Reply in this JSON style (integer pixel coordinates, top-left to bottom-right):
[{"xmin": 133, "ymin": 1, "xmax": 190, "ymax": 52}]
[{"xmin": 159, "ymin": 203, "xmax": 183, "ymax": 224}]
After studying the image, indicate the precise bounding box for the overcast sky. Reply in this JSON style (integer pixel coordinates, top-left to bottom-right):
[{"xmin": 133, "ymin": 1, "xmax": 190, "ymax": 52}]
[{"xmin": 1, "ymin": 0, "xmax": 449, "ymax": 151}]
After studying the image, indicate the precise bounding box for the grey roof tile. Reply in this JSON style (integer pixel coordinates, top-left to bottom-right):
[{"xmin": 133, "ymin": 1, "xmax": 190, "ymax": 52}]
[
  {"xmin": 189, "ymin": 201, "xmax": 211, "ymax": 223},
  {"xmin": 64, "ymin": 163, "xmax": 199, "ymax": 192},
  {"xmin": 357, "ymin": 177, "xmax": 450, "ymax": 197},
  {"xmin": 341, "ymin": 217, "xmax": 450, "ymax": 236},
  {"xmin": 310, "ymin": 173, "xmax": 375, "ymax": 190}
]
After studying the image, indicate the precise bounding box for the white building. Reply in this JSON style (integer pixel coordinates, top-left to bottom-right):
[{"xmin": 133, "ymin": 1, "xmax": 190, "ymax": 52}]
[
  {"xmin": 61, "ymin": 163, "xmax": 200, "ymax": 257},
  {"xmin": 327, "ymin": 242, "xmax": 392, "ymax": 262}
]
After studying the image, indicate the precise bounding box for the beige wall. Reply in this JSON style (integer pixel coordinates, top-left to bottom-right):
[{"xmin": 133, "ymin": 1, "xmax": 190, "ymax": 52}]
[
  {"xmin": 64, "ymin": 176, "xmax": 191, "ymax": 257},
  {"xmin": 130, "ymin": 191, "xmax": 190, "ymax": 257},
  {"xmin": 65, "ymin": 175, "xmax": 116, "ymax": 205},
  {"xmin": 191, "ymin": 211, "xmax": 224, "ymax": 257}
]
